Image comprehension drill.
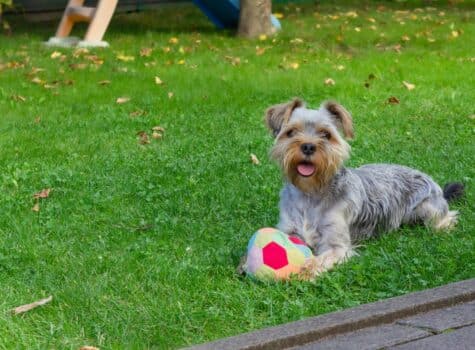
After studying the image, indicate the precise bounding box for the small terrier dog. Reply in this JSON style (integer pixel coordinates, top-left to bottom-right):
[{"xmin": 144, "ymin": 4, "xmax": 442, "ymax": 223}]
[{"xmin": 265, "ymin": 98, "xmax": 464, "ymax": 278}]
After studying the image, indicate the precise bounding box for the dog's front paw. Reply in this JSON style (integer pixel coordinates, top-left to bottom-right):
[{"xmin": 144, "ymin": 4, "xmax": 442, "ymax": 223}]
[{"xmin": 298, "ymin": 257, "xmax": 325, "ymax": 281}]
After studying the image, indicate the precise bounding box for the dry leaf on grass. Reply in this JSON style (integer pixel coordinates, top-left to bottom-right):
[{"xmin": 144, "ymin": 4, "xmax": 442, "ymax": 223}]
[
  {"xmin": 250, "ymin": 153, "xmax": 260, "ymax": 165},
  {"xmin": 152, "ymin": 126, "xmax": 165, "ymax": 132},
  {"xmin": 116, "ymin": 97, "xmax": 130, "ymax": 104},
  {"xmin": 154, "ymin": 76, "xmax": 163, "ymax": 85},
  {"xmin": 387, "ymin": 96, "xmax": 400, "ymax": 104},
  {"xmin": 402, "ymin": 81, "xmax": 415, "ymax": 90},
  {"xmin": 33, "ymin": 188, "xmax": 51, "ymax": 199},
  {"xmin": 169, "ymin": 37, "xmax": 179, "ymax": 44},
  {"xmin": 130, "ymin": 110, "xmax": 145, "ymax": 118},
  {"xmin": 80, "ymin": 346, "xmax": 99, "ymax": 350},
  {"xmin": 137, "ymin": 131, "xmax": 150, "ymax": 145},
  {"xmin": 289, "ymin": 62, "xmax": 299, "ymax": 70},
  {"xmin": 140, "ymin": 47, "xmax": 153, "ymax": 57},
  {"xmin": 116, "ymin": 53, "xmax": 135, "ymax": 62},
  {"xmin": 324, "ymin": 78, "xmax": 335, "ymax": 86},
  {"xmin": 50, "ymin": 51, "xmax": 62, "ymax": 59},
  {"xmin": 168, "ymin": 92, "xmax": 174, "ymax": 99},
  {"xmin": 12, "ymin": 95, "xmax": 26, "ymax": 102},
  {"xmin": 152, "ymin": 132, "xmax": 162, "ymax": 139},
  {"xmin": 98, "ymin": 80, "xmax": 111, "ymax": 85},
  {"xmin": 31, "ymin": 202, "xmax": 40, "ymax": 212},
  {"xmin": 11, "ymin": 296, "xmax": 52, "ymax": 315}
]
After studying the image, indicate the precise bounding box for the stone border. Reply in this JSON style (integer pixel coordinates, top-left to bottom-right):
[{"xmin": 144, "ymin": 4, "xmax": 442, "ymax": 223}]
[{"xmin": 187, "ymin": 278, "xmax": 475, "ymax": 350}]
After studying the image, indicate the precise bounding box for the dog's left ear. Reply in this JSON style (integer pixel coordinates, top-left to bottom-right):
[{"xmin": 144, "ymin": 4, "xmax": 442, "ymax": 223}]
[
  {"xmin": 265, "ymin": 98, "xmax": 304, "ymax": 137},
  {"xmin": 324, "ymin": 101, "xmax": 354, "ymax": 139}
]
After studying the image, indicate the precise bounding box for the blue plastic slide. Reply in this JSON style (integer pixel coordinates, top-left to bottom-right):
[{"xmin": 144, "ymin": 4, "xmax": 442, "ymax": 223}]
[{"xmin": 192, "ymin": 0, "xmax": 281, "ymax": 30}]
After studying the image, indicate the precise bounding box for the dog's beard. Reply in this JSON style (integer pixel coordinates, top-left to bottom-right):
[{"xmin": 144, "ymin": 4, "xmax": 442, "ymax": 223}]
[{"xmin": 272, "ymin": 140, "xmax": 347, "ymax": 193}]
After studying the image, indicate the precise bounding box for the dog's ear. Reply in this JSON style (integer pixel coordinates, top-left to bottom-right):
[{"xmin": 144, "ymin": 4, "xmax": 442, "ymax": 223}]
[
  {"xmin": 324, "ymin": 101, "xmax": 354, "ymax": 139},
  {"xmin": 265, "ymin": 98, "xmax": 304, "ymax": 137}
]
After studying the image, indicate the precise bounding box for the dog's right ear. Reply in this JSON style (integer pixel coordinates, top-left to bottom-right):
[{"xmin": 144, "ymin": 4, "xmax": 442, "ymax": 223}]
[{"xmin": 265, "ymin": 98, "xmax": 304, "ymax": 137}]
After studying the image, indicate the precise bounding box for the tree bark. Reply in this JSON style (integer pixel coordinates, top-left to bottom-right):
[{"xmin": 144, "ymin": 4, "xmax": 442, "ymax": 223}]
[{"xmin": 238, "ymin": 0, "xmax": 274, "ymax": 38}]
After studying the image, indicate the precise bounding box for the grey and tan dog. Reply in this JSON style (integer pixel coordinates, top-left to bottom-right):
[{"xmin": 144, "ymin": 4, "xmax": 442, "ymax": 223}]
[{"xmin": 265, "ymin": 98, "xmax": 464, "ymax": 278}]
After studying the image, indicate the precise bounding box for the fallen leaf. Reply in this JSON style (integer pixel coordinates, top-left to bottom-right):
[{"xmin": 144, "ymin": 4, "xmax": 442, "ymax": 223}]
[
  {"xmin": 69, "ymin": 63, "xmax": 87, "ymax": 70},
  {"xmin": 98, "ymin": 80, "xmax": 111, "ymax": 85},
  {"xmin": 73, "ymin": 48, "xmax": 89, "ymax": 57},
  {"xmin": 79, "ymin": 346, "xmax": 99, "ymax": 350},
  {"xmin": 152, "ymin": 132, "xmax": 162, "ymax": 139},
  {"xmin": 50, "ymin": 51, "xmax": 62, "ymax": 59},
  {"xmin": 116, "ymin": 53, "xmax": 135, "ymax": 62},
  {"xmin": 401, "ymin": 35, "xmax": 410, "ymax": 41},
  {"xmin": 402, "ymin": 81, "xmax": 415, "ymax": 90},
  {"xmin": 154, "ymin": 76, "xmax": 163, "ymax": 85},
  {"xmin": 31, "ymin": 77, "xmax": 45, "ymax": 85},
  {"xmin": 290, "ymin": 38, "xmax": 304, "ymax": 44},
  {"xmin": 140, "ymin": 47, "xmax": 153, "ymax": 57},
  {"xmin": 451, "ymin": 30, "xmax": 459, "ymax": 38},
  {"xmin": 116, "ymin": 97, "xmax": 130, "ymax": 104},
  {"xmin": 177, "ymin": 59, "xmax": 185, "ymax": 65},
  {"xmin": 32, "ymin": 202, "xmax": 40, "ymax": 212},
  {"xmin": 33, "ymin": 188, "xmax": 51, "ymax": 199},
  {"xmin": 250, "ymin": 153, "xmax": 260, "ymax": 165},
  {"xmin": 129, "ymin": 110, "xmax": 145, "ymax": 118},
  {"xmin": 152, "ymin": 126, "xmax": 165, "ymax": 132},
  {"xmin": 345, "ymin": 11, "xmax": 358, "ymax": 18},
  {"xmin": 224, "ymin": 56, "xmax": 241, "ymax": 66},
  {"xmin": 11, "ymin": 296, "xmax": 52, "ymax": 315},
  {"xmin": 256, "ymin": 47, "xmax": 266, "ymax": 56},
  {"xmin": 387, "ymin": 96, "xmax": 400, "ymax": 104},
  {"xmin": 324, "ymin": 78, "xmax": 335, "ymax": 86},
  {"xmin": 336, "ymin": 65, "xmax": 345, "ymax": 70},
  {"xmin": 137, "ymin": 131, "xmax": 150, "ymax": 145},
  {"xmin": 12, "ymin": 95, "xmax": 26, "ymax": 102},
  {"xmin": 354, "ymin": 27, "xmax": 361, "ymax": 32},
  {"xmin": 29, "ymin": 67, "xmax": 45, "ymax": 75},
  {"xmin": 289, "ymin": 62, "xmax": 299, "ymax": 70},
  {"xmin": 168, "ymin": 92, "xmax": 174, "ymax": 99},
  {"xmin": 169, "ymin": 37, "xmax": 179, "ymax": 44}
]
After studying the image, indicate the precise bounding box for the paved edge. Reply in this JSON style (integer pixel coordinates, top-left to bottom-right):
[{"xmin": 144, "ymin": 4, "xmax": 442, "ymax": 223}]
[{"xmin": 186, "ymin": 278, "xmax": 475, "ymax": 350}]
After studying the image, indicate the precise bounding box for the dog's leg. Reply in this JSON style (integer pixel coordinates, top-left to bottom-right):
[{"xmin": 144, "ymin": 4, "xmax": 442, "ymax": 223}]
[
  {"xmin": 412, "ymin": 197, "xmax": 458, "ymax": 231},
  {"xmin": 299, "ymin": 214, "xmax": 355, "ymax": 280}
]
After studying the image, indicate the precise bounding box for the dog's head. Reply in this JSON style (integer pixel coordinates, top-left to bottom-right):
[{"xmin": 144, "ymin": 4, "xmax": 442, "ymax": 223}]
[{"xmin": 265, "ymin": 99, "xmax": 353, "ymax": 193}]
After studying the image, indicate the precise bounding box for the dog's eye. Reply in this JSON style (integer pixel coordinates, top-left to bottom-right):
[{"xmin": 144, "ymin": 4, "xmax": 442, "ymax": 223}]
[
  {"xmin": 286, "ymin": 129, "xmax": 295, "ymax": 138},
  {"xmin": 321, "ymin": 131, "xmax": 331, "ymax": 140}
]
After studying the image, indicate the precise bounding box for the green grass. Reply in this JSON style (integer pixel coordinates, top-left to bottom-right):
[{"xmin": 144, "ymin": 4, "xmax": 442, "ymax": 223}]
[{"xmin": 0, "ymin": 1, "xmax": 474, "ymax": 348}]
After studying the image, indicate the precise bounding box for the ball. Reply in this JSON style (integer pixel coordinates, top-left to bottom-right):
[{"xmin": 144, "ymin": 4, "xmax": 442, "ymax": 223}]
[{"xmin": 243, "ymin": 227, "xmax": 314, "ymax": 281}]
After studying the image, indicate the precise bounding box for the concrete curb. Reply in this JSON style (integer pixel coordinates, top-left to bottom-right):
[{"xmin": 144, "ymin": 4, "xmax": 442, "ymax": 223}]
[{"xmin": 187, "ymin": 278, "xmax": 475, "ymax": 350}]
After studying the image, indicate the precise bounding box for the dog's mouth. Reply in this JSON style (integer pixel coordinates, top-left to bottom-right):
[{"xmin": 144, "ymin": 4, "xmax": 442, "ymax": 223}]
[{"xmin": 296, "ymin": 162, "xmax": 316, "ymax": 177}]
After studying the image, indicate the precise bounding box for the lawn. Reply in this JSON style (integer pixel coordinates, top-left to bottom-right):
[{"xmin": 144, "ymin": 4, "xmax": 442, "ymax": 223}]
[{"xmin": 0, "ymin": 1, "xmax": 474, "ymax": 348}]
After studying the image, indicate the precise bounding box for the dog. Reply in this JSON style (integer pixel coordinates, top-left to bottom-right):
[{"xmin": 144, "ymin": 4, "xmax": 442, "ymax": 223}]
[{"xmin": 264, "ymin": 98, "xmax": 464, "ymax": 278}]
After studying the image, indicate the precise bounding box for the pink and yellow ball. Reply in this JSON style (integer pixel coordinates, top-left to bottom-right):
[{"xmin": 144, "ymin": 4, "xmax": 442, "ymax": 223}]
[{"xmin": 244, "ymin": 228, "xmax": 314, "ymax": 281}]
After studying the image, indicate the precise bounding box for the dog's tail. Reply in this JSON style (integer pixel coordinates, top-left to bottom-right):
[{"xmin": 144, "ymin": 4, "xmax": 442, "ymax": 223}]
[{"xmin": 443, "ymin": 182, "xmax": 465, "ymax": 202}]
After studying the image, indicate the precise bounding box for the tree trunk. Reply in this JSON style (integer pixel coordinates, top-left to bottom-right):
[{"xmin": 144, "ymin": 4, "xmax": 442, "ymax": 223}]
[{"xmin": 238, "ymin": 0, "xmax": 273, "ymax": 38}]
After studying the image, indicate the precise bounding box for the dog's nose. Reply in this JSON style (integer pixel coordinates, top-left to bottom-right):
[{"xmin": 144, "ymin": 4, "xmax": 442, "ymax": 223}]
[{"xmin": 301, "ymin": 143, "xmax": 316, "ymax": 155}]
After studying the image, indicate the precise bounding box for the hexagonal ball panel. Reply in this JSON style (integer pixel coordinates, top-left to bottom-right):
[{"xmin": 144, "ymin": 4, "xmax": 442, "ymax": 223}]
[{"xmin": 263, "ymin": 242, "xmax": 288, "ymax": 269}]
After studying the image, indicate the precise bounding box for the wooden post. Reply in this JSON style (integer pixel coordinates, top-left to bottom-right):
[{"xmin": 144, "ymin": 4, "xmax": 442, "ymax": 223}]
[{"xmin": 238, "ymin": 0, "xmax": 274, "ymax": 38}]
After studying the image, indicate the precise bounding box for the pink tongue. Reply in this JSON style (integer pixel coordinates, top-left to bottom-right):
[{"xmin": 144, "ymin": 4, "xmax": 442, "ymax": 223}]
[{"xmin": 297, "ymin": 163, "xmax": 316, "ymax": 177}]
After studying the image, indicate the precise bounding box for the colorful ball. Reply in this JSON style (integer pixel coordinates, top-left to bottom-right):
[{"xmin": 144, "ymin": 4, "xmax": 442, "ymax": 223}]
[{"xmin": 244, "ymin": 227, "xmax": 314, "ymax": 281}]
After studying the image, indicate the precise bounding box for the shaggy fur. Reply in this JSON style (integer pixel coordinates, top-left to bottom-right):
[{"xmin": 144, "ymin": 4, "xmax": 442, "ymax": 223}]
[{"xmin": 265, "ymin": 99, "xmax": 464, "ymax": 278}]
